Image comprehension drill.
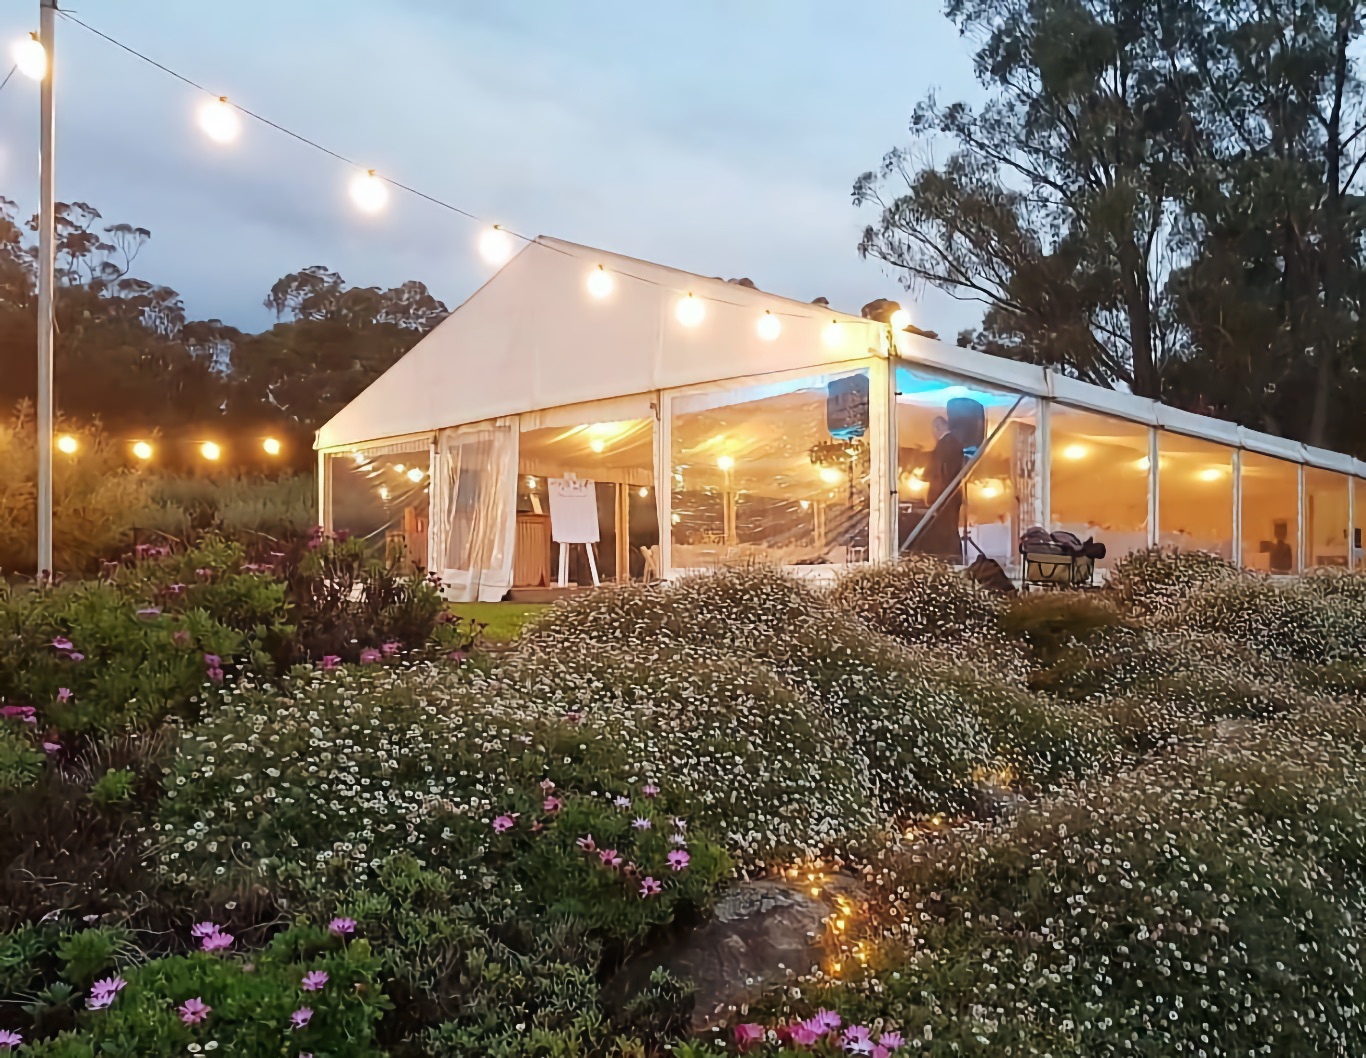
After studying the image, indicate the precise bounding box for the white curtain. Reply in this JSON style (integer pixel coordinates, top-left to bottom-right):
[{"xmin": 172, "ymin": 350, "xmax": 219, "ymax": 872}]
[{"xmin": 437, "ymin": 419, "xmax": 518, "ymax": 602}]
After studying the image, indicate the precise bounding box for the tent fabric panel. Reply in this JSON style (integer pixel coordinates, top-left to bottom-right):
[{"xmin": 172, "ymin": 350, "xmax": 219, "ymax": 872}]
[
  {"xmin": 518, "ymin": 394, "xmax": 656, "ymax": 432},
  {"xmin": 1048, "ymin": 375, "xmax": 1160, "ymax": 425},
  {"xmin": 894, "ymin": 333, "xmax": 1049, "ymax": 396},
  {"xmin": 1238, "ymin": 427, "xmax": 1305, "ymax": 463},
  {"xmin": 1156, "ymin": 405, "xmax": 1242, "ymax": 445},
  {"xmin": 1303, "ymin": 445, "xmax": 1356, "ymax": 474}
]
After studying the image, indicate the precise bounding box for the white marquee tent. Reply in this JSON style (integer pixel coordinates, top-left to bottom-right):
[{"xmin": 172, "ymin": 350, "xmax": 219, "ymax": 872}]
[{"xmin": 318, "ymin": 236, "xmax": 1366, "ymax": 601}]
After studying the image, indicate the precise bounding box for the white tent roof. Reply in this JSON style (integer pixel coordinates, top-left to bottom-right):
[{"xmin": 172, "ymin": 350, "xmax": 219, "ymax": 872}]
[{"xmin": 315, "ymin": 236, "xmax": 881, "ymax": 451}]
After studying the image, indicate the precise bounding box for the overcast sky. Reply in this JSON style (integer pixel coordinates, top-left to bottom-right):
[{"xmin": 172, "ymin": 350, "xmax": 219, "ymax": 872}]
[{"xmin": 0, "ymin": 1, "xmax": 981, "ymax": 335}]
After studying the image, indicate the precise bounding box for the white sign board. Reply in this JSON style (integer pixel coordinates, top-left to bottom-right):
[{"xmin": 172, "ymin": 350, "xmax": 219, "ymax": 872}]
[{"xmin": 548, "ymin": 477, "xmax": 600, "ymax": 544}]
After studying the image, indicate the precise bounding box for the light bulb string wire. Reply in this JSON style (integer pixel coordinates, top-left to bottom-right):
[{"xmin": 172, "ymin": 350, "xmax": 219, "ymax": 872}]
[
  {"xmin": 0, "ymin": 64, "xmax": 16, "ymax": 95},
  {"xmin": 55, "ymin": 11, "xmax": 878, "ymax": 330}
]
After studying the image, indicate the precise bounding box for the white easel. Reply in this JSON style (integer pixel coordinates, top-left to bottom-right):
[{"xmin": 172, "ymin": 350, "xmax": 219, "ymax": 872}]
[{"xmin": 548, "ymin": 474, "xmax": 601, "ymax": 587}]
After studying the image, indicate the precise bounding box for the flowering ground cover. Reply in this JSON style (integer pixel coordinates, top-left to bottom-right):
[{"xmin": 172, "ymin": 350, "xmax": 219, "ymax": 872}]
[{"xmin": 2, "ymin": 548, "xmax": 1366, "ymax": 1056}]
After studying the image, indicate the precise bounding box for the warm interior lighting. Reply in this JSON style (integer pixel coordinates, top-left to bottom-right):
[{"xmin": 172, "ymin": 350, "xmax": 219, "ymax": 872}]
[
  {"xmin": 379, "ymin": 485, "xmax": 390, "ymax": 501},
  {"xmin": 55, "ymin": 434, "xmax": 77, "ymax": 455},
  {"xmin": 13, "ymin": 33, "xmax": 46, "ymax": 81},
  {"xmin": 200, "ymin": 441, "xmax": 221, "ymax": 461},
  {"xmin": 394, "ymin": 463, "xmax": 406, "ymax": 473},
  {"xmin": 406, "ymin": 467, "xmax": 424, "ymax": 482},
  {"xmin": 799, "ymin": 499, "xmax": 811, "ymax": 511},
  {"xmin": 350, "ymin": 169, "xmax": 388, "ymax": 213},
  {"xmin": 819, "ymin": 467, "xmax": 843, "ymax": 485},
  {"xmin": 756, "ymin": 310, "xmax": 781, "ymax": 341},
  {"xmin": 975, "ymin": 480, "xmax": 1003, "ymax": 499},
  {"xmin": 822, "ymin": 320, "xmax": 843, "ymax": 348},
  {"xmin": 889, "ymin": 308, "xmax": 910, "ymax": 331},
  {"xmin": 1061, "ymin": 443, "xmax": 1088, "ymax": 461},
  {"xmin": 1198, "ymin": 467, "xmax": 1225, "ymax": 482},
  {"xmin": 262, "ymin": 437, "xmax": 282, "ymax": 456},
  {"xmin": 198, "ymin": 96, "xmax": 241, "ymax": 144},
  {"xmin": 675, "ymin": 293, "xmax": 705, "ymax": 327},
  {"xmin": 586, "ymin": 265, "xmax": 614, "ymax": 298},
  {"xmin": 716, "ymin": 454, "xmax": 735, "ymax": 471},
  {"xmin": 638, "ymin": 487, "xmax": 649, "ymax": 498},
  {"xmin": 132, "ymin": 441, "xmax": 153, "ymax": 461},
  {"xmin": 590, "ymin": 439, "xmax": 605, "ymax": 453},
  {"xmin": 479, "ymin": 226, "xmax": 515, "ymax": 266},
  {"xmin": 526, "ymin": 476, "xmax": 538, "ymax": 489},
  {"xmin": 1135, "ymin": 456, "xmax": 1151, "ymax": 472}
]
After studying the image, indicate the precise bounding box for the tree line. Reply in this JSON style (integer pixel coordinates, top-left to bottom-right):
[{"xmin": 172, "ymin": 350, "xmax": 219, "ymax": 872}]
[
  {"xmin": 0, "ymin": 195, "xmax": 448, "ymax": 470},
  {"xmin": 858, "ymin": 0, "xmax": 1366, "ymax": 457}
]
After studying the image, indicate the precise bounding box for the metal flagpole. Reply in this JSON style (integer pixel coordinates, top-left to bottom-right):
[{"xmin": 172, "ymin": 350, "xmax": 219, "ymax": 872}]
[{"xmin": 36, "ymin": 0, "xmax": 57, "ymax": 580}]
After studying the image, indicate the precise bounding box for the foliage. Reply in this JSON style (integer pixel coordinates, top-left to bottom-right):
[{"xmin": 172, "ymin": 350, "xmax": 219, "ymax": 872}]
[
  {"xmin": 1105, "ymin": 547, "xmax": 1243, "ymax": 618},
  {"xmin": 0, "ymin": 726, "xmax": 45, "ymax": 794},
  {"xmin": 828, "ymin": 556, "xmax": 1001, "ymax": 649},
  {"xmin": 997, "ymin": 591, "xmax": 1134, "ymax": 667}
]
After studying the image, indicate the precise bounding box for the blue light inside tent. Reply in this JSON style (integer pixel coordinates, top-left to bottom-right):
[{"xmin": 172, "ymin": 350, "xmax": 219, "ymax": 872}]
[{"xmin": 894, "ymin": 366, "xmax": 1021, "ymax": 408}]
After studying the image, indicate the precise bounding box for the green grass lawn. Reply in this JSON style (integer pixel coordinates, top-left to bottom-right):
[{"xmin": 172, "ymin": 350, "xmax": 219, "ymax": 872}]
[{"xmin": 448, "ymin": 602, "xmax": 549, "ymax": 642}]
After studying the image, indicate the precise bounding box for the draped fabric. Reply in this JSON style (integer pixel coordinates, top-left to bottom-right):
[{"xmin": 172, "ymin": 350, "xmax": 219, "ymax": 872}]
[{"xmin": 436, "ymin": 419, "xmax": 518, "ymax": 602}]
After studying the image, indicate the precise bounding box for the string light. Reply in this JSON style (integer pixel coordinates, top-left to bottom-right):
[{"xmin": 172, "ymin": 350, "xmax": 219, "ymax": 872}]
[
  {"xmin": 586, "ymin": 265, "xmax": 614, "ymax": 299},
  {"xmin": 1062, "ymin": 443, "xmax": 1088, "ymax": 461},
  {"xmin": 756, "ymin": 310, "xmax": 781, "ymax": 341},
  {"xmin": 590, "ymin": 439, "xmax": 606, "ymax": 454},
  {"xmin": 262, "ymin": 437, "xmax": 282, "ymax": 456},
  {"xmin": 132, "ymin": 441, "xmax": 153, "ymax": 461},
  {"xmin": 479, "ymin": 226, "xmax": 515, "ymax": 266},
  {"xmin": 822, "ymin": 319, "xmax": 843, "ymax": 349},
  {"xmin": 200, "ymin": 441, "xmax": 221, "ymax": 461},
  {"xmin": 675, "ymin": 293, "xmax": 705, "ymax": 327},
  {"xmin": 889, "ymin": 307, "xmax": 910, "ymax": 331},
  {"xmin": 350, "ymin": 169, "xmax": 388, "ymax": 213},
  {"xmin": 638, "ymin": 486, "xmax": 649, "ymax": 498},
  {"xmin": 819, "ymin": 467, "xmax": 843, "ymax": 485},
  {"xmin": 13, "ymin": 33, "xmax": 46, "ymax": 80},
  {"xmin": 716, "ymin": 454, "xmax": 735, "ymax": 471},
  {"xmin": 406, "ymin": 467, "xmax": 424, "ymax": 482},
  {"xmin": 1198, "ymin": 467, "xmax": 1225, "ymax": 482},
  {"xmin": 56, "ymin": 434, "xmax": 78, "ymax": 455},
  {"xmin": 198, "ymin": 96, "xmax": 240, "ymax": 144}
]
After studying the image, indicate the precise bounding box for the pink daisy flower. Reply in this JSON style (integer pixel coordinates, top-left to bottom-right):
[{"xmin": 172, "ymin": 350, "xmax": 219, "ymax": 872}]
[
  {"xmin": 492, "ymin": 814, "xmax": 518, "ymax": 833},
  {"xmin": 178, "ymin": 997, "xmax": 211, "ymax": 1024},
  {"xmin": 291, "ymin": 1007, "xmax": 313, "ymax": 1030},
  {"xmin": 733, "ymin": 1022, "xmax": 765, "ymax": 1049},
  {"xmin": 301, "ymin": 970, "xmax": 329, "ymax": 992},
  {"xmin": 599, "ymin": 848, "xmax": 622, "ymax": 868},
  {"xmin": 576, "ymin": 834, "xmax": 596, "ymax": 852},
  {"xmin": 201, "ymin": 931, "xmax": 234, "ymax": 952},
  {"xmin": 639, "ymin": 876, "xmax": 663, "ymax": 897},
  {"xmin": 328, "ymin": 917, "xmax": 357, "ymax": 937},
  {"xmin": 667, "ymin": 849, "xmax": 690, "ymax": 871},
  {"xmin": 0, "ymin": 1030, "xmax": 23, "ymax": 1048}
]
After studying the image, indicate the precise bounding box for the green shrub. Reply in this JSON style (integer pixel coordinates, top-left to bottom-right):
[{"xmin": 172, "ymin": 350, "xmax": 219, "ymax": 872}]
[
  {"xmin": 19, "ymin": 924, "xmax": 390, "ymax": 1058},
  {"xmin": 1106, "ymin": 547, "xmax": 1243, "ymax": 617},
  {"xmin": 87, "ymin": 769, "xmax": 137, "ymax": 807},
  {"xmin": 998, "ymin": 590, "xmax": 1135, "ymax": 667},
  {"xmin": 829, "ymin": 556, "xmax": 1002, "ymax": 648},
  {"xmin": 0, "ymin": 726, "xmax": 45, "ymax": 793}
]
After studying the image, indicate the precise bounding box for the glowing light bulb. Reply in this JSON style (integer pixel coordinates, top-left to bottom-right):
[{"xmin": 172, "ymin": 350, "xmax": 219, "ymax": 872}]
[
  {"xmin": 822, "ymin": 320, "xmax": 843, "ymax": 348},
  {"xmin": 527, "ymin": 476, "xmax": 538, "ymax": 489},
  {"xmin": 756, "ymin": 310, "xmax": 781, "ymax": 341},
  {"xmin": 55, "ymin": 434, "xmax": 77, "ymax": 455},
  {"xmin": 590, "ymin": 439, "xmax": 605, "ymax": 454},
  {"xmin": 800, "ymin": 499, "xmax": 811, "ymax": 511},
  {"xmin": 262, "ymin": 437, "xmax": 282, "ymax": 456},
  {"xmin": 379, "ymin": 485, "xmax": 390, "ymax": 501},
  {"xmin": 716, "ymin": 454, "xmax": 735, "ymax": 471},
  {"xmin": 1135, "ymin": 456, "xmax": 1151, "ymax": 472},
  {"xmin": 198, "ymin": 96, "xmax": 241, "ymax": 144},
  {"xmin": 978, "ymin": 483, "xmax": 1002, "ymax": 499},
  {"xmin": 638, "ymin": 487, "xmax": 649, "ymax": 498},
  {"xmin": 200, "ymin": 441, "xmax": 221, "ymax": 462},
  {"xmin": 13, "ymin": 33, "xmax": 46, "ymax": 81},
  {"xmin": 1062, "ymin": 444, "xmax": 1088, "ymax": 461},
  {"xmin": 132, "ymin": 441, "xmax": 153, "ymax": 461},
  {"xmin": 350, "ymin": 169, "xmax": 388, "ymax": 213},
  {"xmin": 407, "ymin": 467, "xmax": 424, "ymax": 482},
  {"xmin": 353, "ymin": 451, "xmax": 366, "ymax": 465},
  {"xmin": 675, "ymin": 293, "xmax": 705, "ymax": 327},
  {"xmin": 393, "ymin": 464, "xmax": 406, "ymax": 474},
  {"xmin": 479, "ymin": 226, "xmax": 515, "ymax": 266},
  {"xmin": 1198, "ymin": 467, "xmax": 1224, "ymax": 482},
  {"xmin": 889, "ymin": 308, "xmax": 910, "ymax": 331},
  {"xmin": 819, "ymin": 467, "xmax": 843, "ymax": 485},
  {"xmin": 586, "ymin": 265, "xmax": 614, "ymax": 298}
]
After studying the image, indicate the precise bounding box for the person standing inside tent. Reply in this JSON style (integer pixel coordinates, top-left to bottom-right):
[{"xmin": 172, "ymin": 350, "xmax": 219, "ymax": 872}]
[{"xmin": 917, "ymin": 415, "xmax": 965, "ymax": 562}]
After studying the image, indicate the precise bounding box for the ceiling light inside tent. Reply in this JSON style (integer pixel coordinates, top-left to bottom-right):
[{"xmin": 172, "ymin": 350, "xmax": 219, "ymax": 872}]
[
  {"xmin": 800, "ymin": 499, "xmax": 811, "ymax": 511},
  {"xmin": 1062, "ymin": 444, "xmax": 1088, "ymax": 461},
  {"xmin": 638, "ymin": 487, "xmax": 649, "ymax": 498},
  {"xmin": 1135, "ymin": 456, "xmax": 1151, "ymax": 472},
  {"xmin": 13, "ymin": 33, "xmax": 46, "ymax": 81},
  {"xmin": 822, "ymin": 320, "xmax": 843, "ymax": 348},
  {"xmin": 675, "ymin": 294, "xmax": 705, "ymax": 327},
  {"xmin": 889, "ymin": 308, "xmax": 910, "ymax": 331},
  {"xmin": 132, "ymin": 441, "xmax": 154, "ymax": 461},
  {"xmin": 198, "ymin": 96, "xmax": 241, "ymax": 144},
  {"xmin": 379, "ymin": 485, "xmax": 390, "ymax": 501},
  {"xmin": 819, "ymin": 467, "xmax": 843, "ymax": 485},
  {"xmin": 756, "ymin": 311, "xmax": 781, "ymax": 341},
  {"xmin": 350, "ymin": 169, "xmax": 388, "ymax": 213},
  {"xmin": 407, "ymin": 467, "xmax": 424, "ymax": 482},
  {"xmin": 262, "ymin": 437, "xmax": 282, "ymax": 456},
  {"xmin": 200, "ymin": 441, "xmax": 221, "ymax": 461},
  {"xmin": 56, "ymin": 434, "xmax": 77, "ymax": 455},
  {"xmin": 716, "ymin": 454, "xmax": 735, "ymax": 471},
  {"xmin": 587, "ymin": 265, "xmax": 614, "ymax": 298},
  {"xmin": 479, "ymin": 226, "xmax": 515, "ymax": 266},
  {"xmin": 1198, "ymin": 467, "xmax": 1225, "ymax": 482},
  {"xmin": 394, "ymin": 464, "xmax": 406, "ymax": 473},
  {"xmin": 590, "ymin": 439, "xmax": 605, "ymax": 453}
]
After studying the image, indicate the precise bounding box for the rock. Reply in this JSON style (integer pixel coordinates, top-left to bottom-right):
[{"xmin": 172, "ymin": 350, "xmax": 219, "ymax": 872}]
[{"xmin": 608, "ymin": 877, "xmax": 862, "ymax": 1032}]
